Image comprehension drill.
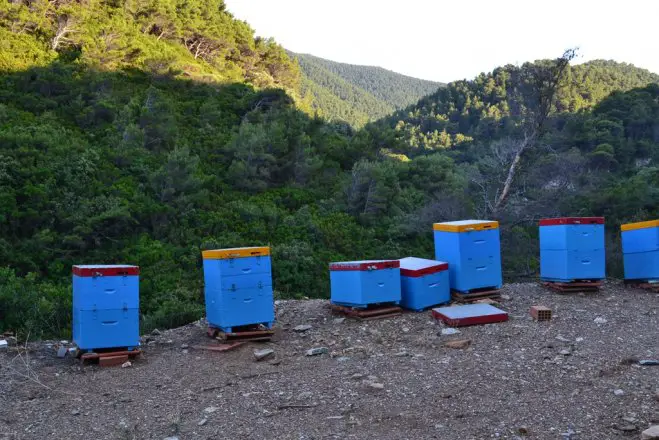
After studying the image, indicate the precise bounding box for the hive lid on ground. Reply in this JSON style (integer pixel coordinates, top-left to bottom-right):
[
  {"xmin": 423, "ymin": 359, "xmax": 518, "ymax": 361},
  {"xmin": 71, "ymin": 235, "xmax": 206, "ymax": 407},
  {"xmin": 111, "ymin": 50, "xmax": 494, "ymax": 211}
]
[
  {"xmin": 433, "ymin": 220, "xmax": 499, "ymax": 232},
  {"xmin": 398, "ymin": 257, "xmax": 448, "ymax": 277},
  {"xmin": 539, "ymin": 217, "xmax": 604, "ymax": 226},
  {"xmin": 432, "ymin": 304, "xmax": 508, "ymax": 327},
  {"xmin": 329, "ymin": 260, "xmax": 400, "ymax": 271},
  {"xmin": 72, "ymin": 265, "xmax": 140, "ymax": 277},
  {"xmin": 621, "ymin": 220, "xmax": 659, "ymax": 232},
  {"xmin": 202, "ymin": 246, "xmax": 270, "ymax": 260}
]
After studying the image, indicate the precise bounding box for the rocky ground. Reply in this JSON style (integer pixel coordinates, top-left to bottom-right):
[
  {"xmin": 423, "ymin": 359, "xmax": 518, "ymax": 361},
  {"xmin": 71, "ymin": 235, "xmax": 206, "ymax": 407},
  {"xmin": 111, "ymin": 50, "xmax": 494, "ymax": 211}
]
[{"xmin": 1, "ymin": 282, "xmax": 659, "ymax": 440}]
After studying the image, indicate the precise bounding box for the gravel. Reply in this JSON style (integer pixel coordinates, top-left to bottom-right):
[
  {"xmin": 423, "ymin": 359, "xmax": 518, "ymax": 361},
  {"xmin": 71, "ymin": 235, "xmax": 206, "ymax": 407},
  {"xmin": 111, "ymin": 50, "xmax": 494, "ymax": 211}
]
[{"xmin": 1, "ymin": 281, "xmax": 658, "ymax": 439}]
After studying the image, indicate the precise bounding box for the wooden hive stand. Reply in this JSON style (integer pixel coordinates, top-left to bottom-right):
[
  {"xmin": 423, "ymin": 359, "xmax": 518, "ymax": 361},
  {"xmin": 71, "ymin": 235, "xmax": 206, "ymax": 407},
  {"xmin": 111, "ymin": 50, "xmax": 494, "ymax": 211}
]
[
  {"xmin": 451, "ymin": 286, "xmax": 501, "ymax": 304},
  {"xmin": 330, "ymin": 303, "xmax": 402, "ymax": 321},
  {"xmin": 542, "ymin": 280, "xmax": 603, "ymax": 293},
  {"xmin": 207, "ymin": 324, "xmax": 274, "ymax": 342},
  {"xmin": 624, "ymin": 280, "xmax": 659, "ymax": 293},
  {"xmin": 79, "ymin": 348, "xmax": 141, "ymax": 367}
]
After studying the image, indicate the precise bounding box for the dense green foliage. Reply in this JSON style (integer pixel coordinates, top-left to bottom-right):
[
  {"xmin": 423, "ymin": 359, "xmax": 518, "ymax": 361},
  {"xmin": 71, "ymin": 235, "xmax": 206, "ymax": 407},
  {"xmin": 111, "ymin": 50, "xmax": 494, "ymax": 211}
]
[
  {"xmin": 295, "ymin": 52, "xmax": 441, "ymax": 127},
  {"xmin": 1, "ymin": 1, "xmax": 658, "ymax": 339}
]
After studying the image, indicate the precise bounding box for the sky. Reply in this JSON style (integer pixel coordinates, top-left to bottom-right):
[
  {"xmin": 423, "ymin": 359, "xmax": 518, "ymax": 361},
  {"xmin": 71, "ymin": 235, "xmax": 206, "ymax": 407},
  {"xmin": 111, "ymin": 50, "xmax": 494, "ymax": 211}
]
[{"xmin": 225, "ymin": 0, "xmax": 659, "ymax": 83}]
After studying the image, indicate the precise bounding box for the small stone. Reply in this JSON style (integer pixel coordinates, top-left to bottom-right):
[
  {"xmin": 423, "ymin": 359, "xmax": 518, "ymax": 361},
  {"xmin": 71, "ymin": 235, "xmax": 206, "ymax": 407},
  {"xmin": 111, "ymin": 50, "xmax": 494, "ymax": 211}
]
[
  {"xmin": 575, "ymin": 337, "xmax": 584, "ymax": 342},
  {"xmin": 614, "ymin": 389, "xmax": 625, "ymax": 396},
  {"xmin": 306, "ymin": 347, "xmax": 328, "ymax": 356},
  {"xmin": 444, "ymin": 339, "xmax": 471, "ymax": 349},
  {"xmin": 367, "ymin": 375, "xmax": 378, "ymax": 381},
  {"xmin": 394, "ymin": 351, "xmax": 409, "ymax": 357},
  {"xmin": 619, "ymin": 425, "xmax": 636, "ymax": 432},
  {"xmin": 164, "ymin": 437, "xmax": 180, "ymax": 440},
  {"xmin": 559, "ymin": 349, "xmax": 571, "ymax": 356},
  {"xmin": 402, "ymin": 327, "xmax": 410, "ymax": 333},
  {"xmin": 336, "ymin": 356, "xmax": 350, "ymax": 362},
  {"xmin": 151, "ymin": 329, "xmax": 161, "ymax": 336},
  {"xmin": 181, "ymin": 344, "xmax": 189, "ymax": 349},
  {"xmin": 351, "ymin": 373, "xmax": 364, "ymax": 380},
  {"xmin": 293, "ymin": 325, "xmax": 313, "ymax": 332},
  {"xmin": 641, "ymin": 425, "xmax": 659, "ymax": 439},
  {"xmin": 594, "ymin": 317, "xmax": 607, "ymax": 324},
  {"xmin": 501, "ymin": 294, "xmax": 511, "ymax": 300},
  {"xmin": 121, "ymin": 361, "xmax": 132, "ymax": 368},
  {"xmin": 622, "ymin": 417, "xmax": 637, "ymax": 423},
  {"xmin": 60, "ymin": 340, "xmax": 69, "ymax": 345},
  {"xmin": 253, "ymin": 349, "xmax": 274, "ymax": 361},
  {"xmin": 57, "ymin": 346, "xmax": 67, "ymax": 358},
  {"xmin": 198, "ymin": 418, "xmax": 208, "ymax": 426},
  {"xmin": 71, "ymin": 409, "xmax": 80, "ymax": 416},
  {"xmin": 204, "ymin": 406, "xmax": 219, "ymax": 414},
  {"xmin": 518, "ymin": 426, "xmax": 529, "ymax": 435},
  {"xmin": 555, "ymin": 335, "xmax": 570, "ymax": 342},
  {"xmin": 297, "ymin": 391, "xmax": 313, "ymax": 400},
  {"xmin": 333, "ymin": 318, "xmax": 346, "ymax": 324},
  {"xmin": 182, "ymin": 349, "xmax": 188, "ymax": 354},
  {"xmin": 367, "ymin": 382, "xmax": 384, "ymax": 390},
  {"xmin": 440, "ymin": 328, "xmax": 461, "ymax": 336}
]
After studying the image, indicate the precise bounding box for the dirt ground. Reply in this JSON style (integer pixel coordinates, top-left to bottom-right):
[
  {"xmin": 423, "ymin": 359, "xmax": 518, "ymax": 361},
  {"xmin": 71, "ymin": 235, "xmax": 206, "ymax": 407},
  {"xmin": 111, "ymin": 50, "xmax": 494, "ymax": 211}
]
[{"xmin": 1, "ymin": 281, "xmax": 658, "ymax": 440}]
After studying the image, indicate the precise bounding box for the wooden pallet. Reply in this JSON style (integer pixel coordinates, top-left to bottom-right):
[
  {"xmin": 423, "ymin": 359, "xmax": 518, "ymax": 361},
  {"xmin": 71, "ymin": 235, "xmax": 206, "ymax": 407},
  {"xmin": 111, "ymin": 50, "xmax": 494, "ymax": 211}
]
[
  {"xmin": 624, "ymin": 281, "xmax": 659, "ymax": 293},
  {"xmin": 207, "ymin": 324, "xmax": 274, "ymax": 342},
  {"xmin": 330, "ymin": 304, "xmax": 402, "ymax": 321},
  {"xmin": 451, "ymin": 288, "xmax": 501, "ymax": 303},
  {"xmin": 79, "ymin": 348, "xmax": 141, "ymax": 367},
  {"xmin": 542, "ymin": 280, "xmax": 603, "ymax": 293}
]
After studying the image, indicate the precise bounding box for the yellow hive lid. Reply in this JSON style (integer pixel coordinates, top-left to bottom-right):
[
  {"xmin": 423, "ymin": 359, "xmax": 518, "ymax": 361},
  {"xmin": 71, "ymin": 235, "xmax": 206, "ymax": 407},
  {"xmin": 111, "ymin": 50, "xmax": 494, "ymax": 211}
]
[
  {"xmin": 621, "ymin": 220, "xmax": 659, "ymax": 232},
  {"xmin": 433, "ymin": 220, "xmax": 499, "ymax": 232},
  {"xmin": 202, "ymin": 246, "xmax": 270, "ymax": 259}
]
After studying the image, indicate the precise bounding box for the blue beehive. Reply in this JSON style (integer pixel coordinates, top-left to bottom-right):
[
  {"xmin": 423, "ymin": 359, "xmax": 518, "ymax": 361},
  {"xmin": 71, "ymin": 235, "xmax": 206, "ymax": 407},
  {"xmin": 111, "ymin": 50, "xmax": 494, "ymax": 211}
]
[
  {"xmin": 399, "ymin": 257, "xmax": 450, "ymax": 311},
  {"xmin": 329, "ymin": 260, "xmax": 401, "ymax": 308},
  {"xmin": 621, "ymin": 220, "xmax": 659, "ymax": 281},
  {"xmin": 72, "ymin": 265, "xmax": 140, "ymax": 351},
  {"xmin": 202, "ymin": 246, "xmax": 274, "ymax": 332},
  {"xmin": 539, "ymin": 217, "xmax": 606, "ymax": 282},
  {"xmin": 433, "ymin": 220, "xmax": 502, "ymax": 293}
]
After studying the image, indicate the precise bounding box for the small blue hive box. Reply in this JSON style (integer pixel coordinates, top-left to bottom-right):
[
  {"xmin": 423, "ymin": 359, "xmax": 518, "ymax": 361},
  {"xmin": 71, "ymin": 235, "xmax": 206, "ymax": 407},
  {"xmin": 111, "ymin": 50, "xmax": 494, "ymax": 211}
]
[
  {"xmin": 398, "ymin": 257, "xmax": 450, "ymax": 311},
  {"xmin": 621, "ymin": 220, "xmax": 659, "ymax": 281},
  {"xmin": 72, "ymin": 265, "xmax": 140, "ymax": 351},
  {"xmin": 539, "ymin": 217, "xmax": 606, "ymax": 282},
  {"xmin": 433, "ymin": 220, "xmax": 502, "ymax": 293},
  {"xmin": 329, "ymin": 260, "xmax": 401, "ymax": 308},
  {"xmin": 202, "ymin": 246, "xmax": 274, "ymax": 332}
]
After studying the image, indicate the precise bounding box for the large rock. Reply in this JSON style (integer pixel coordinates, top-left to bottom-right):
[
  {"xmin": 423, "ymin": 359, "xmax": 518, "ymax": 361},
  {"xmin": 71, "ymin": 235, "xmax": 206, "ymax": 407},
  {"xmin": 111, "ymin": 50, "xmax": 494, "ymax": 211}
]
[{"xmin": 642, "ymin": 426, "xmax": 659, "ymax": 439}]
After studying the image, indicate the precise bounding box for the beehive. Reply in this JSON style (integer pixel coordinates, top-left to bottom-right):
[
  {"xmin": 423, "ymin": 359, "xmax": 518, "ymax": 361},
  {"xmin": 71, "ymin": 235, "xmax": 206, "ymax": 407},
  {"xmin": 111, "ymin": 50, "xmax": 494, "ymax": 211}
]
[
  {"xmin": 329, "ymin": 260, "xmax": 401, "ymax": 307},
  {"xmin": 539, "ymin": 217, "xmax": 606, "ymax": 282},
  {"xmin": 72, "ymin": 265, "xmax": 140, "ymax": 350},
  {"xmin": 202, "ymin": 247, "xmax": 274, "ymax": 332},
  {"xmin": 620, "ymin": 220, "xmax": 659, "ymax": 281},
  {"xmin": 398, "ymin": 257, "xmax": 450, "ymax": 311},
  {"xmin": 433, "ymin": 220, "xmax": 502, "ymax": 293}
]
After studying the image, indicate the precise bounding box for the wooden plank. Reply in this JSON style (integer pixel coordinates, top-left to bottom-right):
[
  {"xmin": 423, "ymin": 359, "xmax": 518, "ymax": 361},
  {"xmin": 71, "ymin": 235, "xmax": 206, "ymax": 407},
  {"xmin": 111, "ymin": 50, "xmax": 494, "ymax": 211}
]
[
  {"xmin": 331, "ymin": 304, "xmax": 402, "ymax": 320},
  {"xmin": 98, "ymin": 354, "xmax": 129, "ymax": 367},
  {"xmin": 192, "ymin": 342, "xmax": 246, "ymax": 352}
]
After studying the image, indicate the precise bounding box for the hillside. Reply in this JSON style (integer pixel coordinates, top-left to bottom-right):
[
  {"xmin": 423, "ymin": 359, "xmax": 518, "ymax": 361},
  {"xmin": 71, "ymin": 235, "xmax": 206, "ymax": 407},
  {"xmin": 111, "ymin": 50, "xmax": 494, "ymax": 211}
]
[
  {"xmin": 294, "ymin": 52, "xmax": 442, "ymax": 126},
  {"xmin": 1, "ymin": 0, "xmax": 658, "ymax": 339}
]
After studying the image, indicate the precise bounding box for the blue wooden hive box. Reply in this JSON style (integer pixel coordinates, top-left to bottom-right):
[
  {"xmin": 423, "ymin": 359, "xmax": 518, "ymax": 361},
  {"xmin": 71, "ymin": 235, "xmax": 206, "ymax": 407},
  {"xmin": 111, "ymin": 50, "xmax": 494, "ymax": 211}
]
[
  {"xmin": 539, "ymin": 217, "xmax": 606, "ymax": 282},
  {"xmin": 398, "ymin": 257, "xmax": 450, "ymax": 311},
  {"xmin": 202, "ymin": 246, "xmax": 274, "ymax": 332},
  {"xmin": 621, "ymin": 220, "xmax": 659, "ymax": 281},
  {"xmin": 329, "ymin": 260, "xmax": 401, "ymax": 308},
  {"xmin": 72, "ymin": 265, "xmax": 140, "ymax": 351},
  {"xmin": 433, "ymin": 220, "xmax": 502, "ymax": 293}
]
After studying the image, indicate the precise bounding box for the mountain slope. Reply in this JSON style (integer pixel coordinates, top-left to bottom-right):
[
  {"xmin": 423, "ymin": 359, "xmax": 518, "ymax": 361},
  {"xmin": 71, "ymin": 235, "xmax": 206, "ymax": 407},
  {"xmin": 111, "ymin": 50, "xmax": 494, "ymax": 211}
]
[
  {"xmin": 381, "ymin": 59, "xmax": 659, "ymax": 153},
  {"xmin": 294, "ymin": 52, "xmax": 442, "ymax": 126}
]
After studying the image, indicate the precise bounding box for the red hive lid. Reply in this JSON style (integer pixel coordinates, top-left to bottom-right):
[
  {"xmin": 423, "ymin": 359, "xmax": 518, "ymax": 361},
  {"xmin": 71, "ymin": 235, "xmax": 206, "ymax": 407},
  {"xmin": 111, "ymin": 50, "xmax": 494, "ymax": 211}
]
[
  {"xmin": 72, "ymin": 265, "xmax": 140, "ymax": 277},
  {"xmin": 329, "ymin": 260, "xmax": 400, "ymax": 271},
  {"xmin": 539, "ymin": 217, "xmax": 604, "ymax": 226},
  {"xmin": 399, "ymin": 257, "xmax": 448, "ymax": 277}
]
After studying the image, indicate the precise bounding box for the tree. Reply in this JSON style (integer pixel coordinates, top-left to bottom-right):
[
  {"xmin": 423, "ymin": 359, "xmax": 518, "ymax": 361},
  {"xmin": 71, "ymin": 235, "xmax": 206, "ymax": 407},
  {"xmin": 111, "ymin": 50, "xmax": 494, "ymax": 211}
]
[{"xmin": 492, "ymin": 48, "xmax": 578, "ymax": 214}]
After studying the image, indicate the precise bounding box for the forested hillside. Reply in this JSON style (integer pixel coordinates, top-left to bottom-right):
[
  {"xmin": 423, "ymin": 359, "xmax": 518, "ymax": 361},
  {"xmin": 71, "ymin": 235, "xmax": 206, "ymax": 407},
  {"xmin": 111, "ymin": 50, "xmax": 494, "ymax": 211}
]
[
  {"xmin": 1, "ymin": 1, "xmax": 658, "ymax": 339},
  {"xmin": 294, "ymin": 52, "xmax": 441, "ymax": 126}
]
